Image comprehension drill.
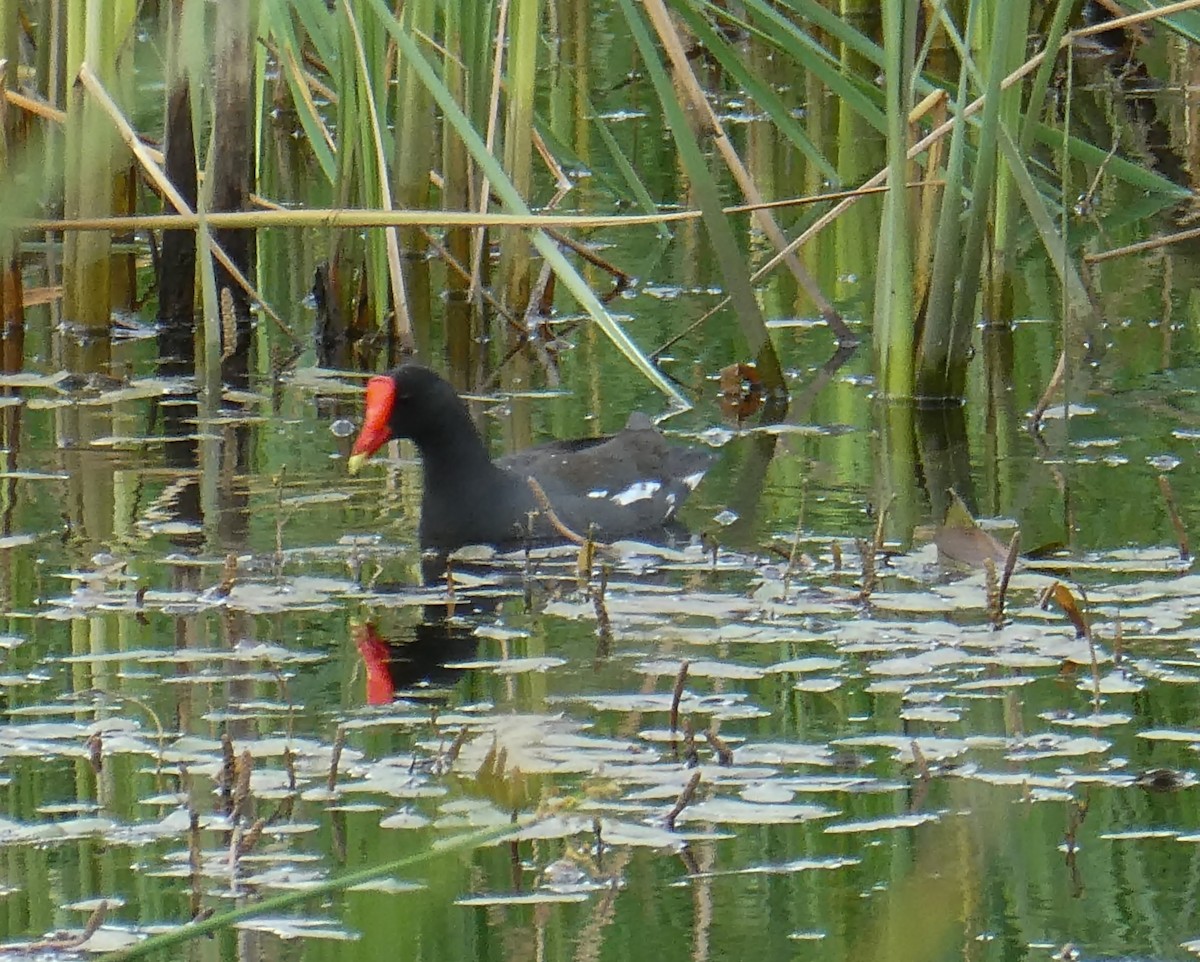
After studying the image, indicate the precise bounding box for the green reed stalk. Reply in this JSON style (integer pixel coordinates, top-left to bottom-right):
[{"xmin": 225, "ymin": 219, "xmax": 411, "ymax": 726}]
[
  {"xmin": 342, "ymin": 0, "xmax": 412, "ymax": 350},
  {"xmin": 986, "ymin": 0, "xmax": 1030, "ymax": 322},
  {"xmin": 1, "ymin": 3, "xmax": 17, "ymax": 301},
  {"xmin": 875, "ymin": 0, "xmax": 915, "ymax": 398},
  {"xmin": 63, "ymin": 0, "xmax": 114, "ymax": 331},
  {"xmin": 441, "ymin": 0, "xmax": 485, "ymax": 371},
  {"xmin": 392, "ymin": 0, "xmax": 435, "ymax": 349},
  {"xmin": 945, "ymin": 0, "xmax": 1009, "ymax": 395},
  {"xmin": 499, "ymin": 0, "xmax": 542, "ymax": 317},
  {"xmin": 210, "ymin": 0, "xmax": 257, "ymax": 384}
]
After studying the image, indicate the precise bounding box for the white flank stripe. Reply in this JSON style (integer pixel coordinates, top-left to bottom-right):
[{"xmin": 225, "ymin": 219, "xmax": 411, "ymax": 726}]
[{"xmin": 610, "ymin": 481, "xmax": 661, "ymax": 506}]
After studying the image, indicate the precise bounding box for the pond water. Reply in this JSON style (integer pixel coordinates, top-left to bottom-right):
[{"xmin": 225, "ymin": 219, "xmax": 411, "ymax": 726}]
[
  {"xmin": 10, "ymin": 5, "xmax": 1200, "ymax": 962},
  {"xmin": 3, "ymin": 301, "xmax": 1200, "ymax": 962}
]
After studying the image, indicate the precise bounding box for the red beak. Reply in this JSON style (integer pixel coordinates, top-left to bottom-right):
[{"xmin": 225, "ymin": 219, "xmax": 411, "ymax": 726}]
[{"xmin": 348, "ymin": 376, "xmax": 396, "ymax": 474}]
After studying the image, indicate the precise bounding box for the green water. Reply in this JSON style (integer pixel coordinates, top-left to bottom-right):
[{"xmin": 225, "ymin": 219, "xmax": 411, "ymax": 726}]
[{"xmin": 8, "ymin": 4, "xmax": 1200, "ymax": 962}]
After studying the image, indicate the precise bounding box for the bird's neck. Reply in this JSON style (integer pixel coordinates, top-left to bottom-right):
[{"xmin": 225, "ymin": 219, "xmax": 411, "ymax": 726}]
[{"xmin": 415, "ymin": 405, "xmax": 497, "ymax": 485}]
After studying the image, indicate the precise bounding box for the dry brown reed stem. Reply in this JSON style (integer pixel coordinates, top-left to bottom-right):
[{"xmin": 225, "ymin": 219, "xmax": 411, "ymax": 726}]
[
  {"xmin": 188, "ymin": 807, "xmax": 202, "ymax": 918},
  {"xmin": 20, "ymin": 901, "xmax": 108, "ymax": 951},
  {"xmin": 532, "ymin": 127, "xmax": 572, "ymax": 197},
  {"xmin": 985, "ymin": 558, "xmax": 1000, "ymax": 627},
  {"xmin": 1087, "ymin": 226, "xmax": 1200, "ymax": 263},
  {"xmin": 282, "ymin": 747, "xmax": 297, "ymax": 793},
  {"xmin": 857, "ymin": 537, "xmax": 876, "ymax": 602},
  {"xmin": 235, "ymin": 818, "xmax": 266, "ymax": 858},
  {"xmin": 444, "ymin": 726, "xmax": 470, "ymax": 768},
  {"xmin": 73, "ymin": 63, "xmax": 300, "ymax": 346},
  {"xmin": 680, "ymin": 719, "xmax": 699, "ymax": 766},
  {"xmin": 236, "ymin": 750, "xmax": 255, "ymax": 817},
  {"xmin": 872, "ymin": 496, "xmax": 893, "ymax": 553},
  {"xmin": 592, "ymin": 565, "xmax": 612, "ymax": 648},
  {"xmin": 1029, "ymin": 349, "xmax": 1067, "ymax": 428},
  {"xmin": 998, "ymin": 531, "xmax": 1021, "ymax": 612},
  {"xmin": 85, "ymin": 733, "xmax": 102, "ymax": 775},
  {"xmin": 669, "ymin": 660, "xmax": 689, "ymax": 734},
  {"xmin": 219, "ymin": 287, "xmax": 236, "ymax": 361},
  {"xmin": 910, "ymin": 740, "xmax": 931, "ymax": 781},
  {"xmin": 1088, "ymin": 627, "xmax": 1102, "ymax": 713},
  {"xmin": 664, "ymin": 771, "xmax": 702, "ymax": 830},
  {"xmin": 274, "ymin": 467, "xmax": 287, "ymax": 572},
  {"xmin": 576, "ymin": 528, "xmax": 596, "ymax": 589},
  {"xmin": 219, "ymin": 734, "xmax": 236, "ymax": 814},
  {"xmin": 1158, "ymin": 475, "xmax": 1190, "ymax": 561},
  {"xmin": 1039, "ymin": 581, "xmax": 1091, "ymax": 639},
  {"xmin": 703, "ymin": 729, "xmax": 733, "ymax": 766},
  {"xmin": 525, "ymin": 476, "xmax": 613, "ymax": 549}
]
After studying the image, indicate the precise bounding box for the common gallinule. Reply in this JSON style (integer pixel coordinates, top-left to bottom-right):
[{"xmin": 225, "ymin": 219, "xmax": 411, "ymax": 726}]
[{"xmin": 347, "ymin": 365, "xmax": 713, "ymax": 551}]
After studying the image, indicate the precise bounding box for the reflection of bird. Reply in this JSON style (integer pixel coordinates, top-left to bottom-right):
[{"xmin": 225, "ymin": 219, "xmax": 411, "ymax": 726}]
[
  {"xmin": 348, "ymin": 365, "xmax": 713, "ymax": 552},
  {"xmin": 352, "ymin": 619, "xmax": 481, "ymax": 703}
]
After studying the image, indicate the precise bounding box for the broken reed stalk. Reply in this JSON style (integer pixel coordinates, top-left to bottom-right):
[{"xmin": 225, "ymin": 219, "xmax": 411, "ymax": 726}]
[
  {"xmin": 234, "ymin": 818, "xmax": 266, "ymax": 858},
  {"xmin": 526, "ymin": 476, "xmax": 611, "ymax": 550},
  {"xmin": 781, "ymin": 488, "xmax": 807, "ymax": 597},
  {"xmin": 857, "ymin": 537, "xmax": 876, "ymax": 602},
  {"xmin": 1028, "ymin": 349, "xmax": 1066, "ymax": 430},
  {"xmin": 664, "ymin": 770, "xmax": 702, "ymax": 830},
  {"xmin": 188, "ymin": 806, "xmax": 202, "ymax": 919},
  {"xmin": 1087, "ymin": 619, "xmax": 1102, "ymax": 713},
  {"xmin": 669, "ymin": 660, "xmax": 689, "ymax": 734},
  {"xmin": 872, "ymin": 495, "xmax": 893, "ymax": 552},
  {"xmin": 1158, "ymin": 474, "xmax": 1190, "ymax": 561},
  {"xmin": 443, "ymin": 726, "xmax": 470, "ymax": 769},
  {"xmin": 576, "ymin": 526, "xmax": 595, "ymax": 590},
  {"xmin": 592, "ymin": 564, "xmax": 612, "ymax": 647},
  {"xmin": 214, "ymin": 553, "xmax": 238, "ymax": 599},
  {"xmin": 282, "ymin": 746, "xmax": 297, "ymax": 793},
  {"xmin": 910, "ymin": 740, "xmax": 932, "ymax": 782},
  {"xmin": 327, "ymin": 725, "xmax": 346, "ymax": 792},
  {"xmin": 24, "ymin": 901, "xmax": 108, "ymax": 951},
  {"xmin": 1038, "ymin": 580, "xmax": 1091, "ymax": 640},
  {"xmin": 985, "ymin": 558, "xmax": 1000, "ymax": 627},
  {"xmin": 998, "ymin": 531, "xmax": 1021, "ymax": 610},
  {"xmin": 85, "ymin": 732, "xmax": 103, "ymax": 775},
  {"xmin": 680, "ymin": 718, "xmax": 699, "ymax": 766},
  {"xmin": 232, "ymin": 750, "xmax": 253, "ymax": 823},
  {"xmin": 219, "ymin": 733, "xmax": 236, "ymax": 815},
  {"xmin": 261, "ymin": 658, "xmax": 296, "ymax": 740},
  {"xmin": 703, "ymin": 728, "xmax": 733, "ymax": 766},
  {"xmin": 274, "ymin": 465, "xmax": 287, "ymax": 575},
  {"xmin": 219, "ymin": 287, "xmax": 236, "ymax": 361}
]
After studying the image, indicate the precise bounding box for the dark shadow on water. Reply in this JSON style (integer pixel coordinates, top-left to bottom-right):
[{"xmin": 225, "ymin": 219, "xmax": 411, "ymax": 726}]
[{"xmin": 915, "ymin": 402, "xmax": 974, "ymax": 522}]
